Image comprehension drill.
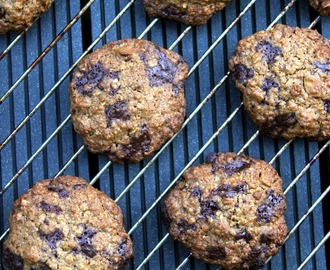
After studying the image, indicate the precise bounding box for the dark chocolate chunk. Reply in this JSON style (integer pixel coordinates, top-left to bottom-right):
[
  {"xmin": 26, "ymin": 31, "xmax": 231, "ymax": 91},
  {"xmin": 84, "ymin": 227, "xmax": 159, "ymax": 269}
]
[
  {"xmin": 77, "ymin": 226, "xmax": 97, "ymax": 258},
  {"xmin": 231, "ymin": 64, "xmax": 254, "ymax": 86},
  {"xmin": 323, "ymin": 98, "xmax": 330, "ymax": 114},
  {"xmin": 217, "ymin": 157, "xmax": 251, "ymax": 176},
  {"xmin": 116, "ymin": 238, "xmax": 129, "ymax": 255},
  {"xmin": 315, "ymin": 61, "xmax": 330, "ymax": 75},
  {"xmin": 47, "ymin": 181, "xmax": 70, "ymax": 198},
  {"xmin": 105, "ymin": 100, "xmax": 130, "ymax": 127},
  {"xmin": 162, "ymin": 208, "xmax": 173, "ymax": 228},
  {"xmin": 256, "ymin": 41, "xmax": 282, "ymax": 66},
  {"xmin": 144, "ymin": 48, "xmax": 177, "ymax": 86},
  {"xmin": 190, "ymin": 186, "xmax": 202, "ymax": 199},
  {"xmin": 122, "ymin": 124, "xmax": 151, "ymax": 159},
  {"xmin": 261, "ymin": 112, "xmax": 297, "ymax": 137},
  {"xmin": 39, "ymin": 228, "xmax": 64, "ymax": 250},
  {"xmin": 3, "ymin": 248, "xmax": 24, "ymax": 270},
  {"xmin": 259, "ymin": 234, "xmax": 272, "ymax": 245},
  {"xmin": 262, "ymin": 77, "xmax": 279, "ymax": 94},
  {"xmin": 177, "ymin": 219, "xmax": 197, "ymax": 234},
  {"xmin": 205, "ymin": 152, "xmax": 217, "ymax": 164},
  {"xmin": 200, "ymin": 199, "xmax": 220, "ymax": 218},
  {"xmin": 75, "ymin": 62, "xmax": 119, "ymax": 96},
  {"xmin": 257, "ymin": 189, "xmax": 285, "ymax": 223},
  {"xmin": 235, "ymin": 228, "xmax": 253, "ymax": 242},
  {"xmin": 246, "ymin": 245, "xmax": 269, "ymax": 269},
  {"xmin": 39, "ymin": 201, "xmax": 63, "ymax": 214},
  {"xmin": 73, "ymin": 184, "xmax": 88, "ymax": 190},
  {"xmin": 212, "ymin": 182, "xmax": 248, "ymax": 198},
  {"xmin": 207, "ymin": 246, "xmax": 226, "ymax": 260},
  {"xmin": 0, "ymin": 8, "xmax": 6, "ymax": 19}
]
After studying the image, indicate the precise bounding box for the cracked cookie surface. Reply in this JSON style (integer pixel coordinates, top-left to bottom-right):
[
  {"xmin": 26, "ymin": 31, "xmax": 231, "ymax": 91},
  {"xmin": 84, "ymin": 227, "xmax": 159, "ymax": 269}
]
[
  {"xmin": 69, "ymin": 39, "xmax": 188, "ymax": 163},
  {"xmin": 3, "ymin": 176, "xmax": 133, "ymax": 270},
  {"xmin": 163, "ymin": 152, "xmax": 287, "ymax": 269},
  {"xmin": 0, "ymin": 0, "xmax": 53, "ymax": 34},
  {"xmin": 229, "ymin": 24, "xmax": 330, "ymax": 141},
  {"xmin": 143, "ymin": 0, "xmax": 232, "ymax": 25}
]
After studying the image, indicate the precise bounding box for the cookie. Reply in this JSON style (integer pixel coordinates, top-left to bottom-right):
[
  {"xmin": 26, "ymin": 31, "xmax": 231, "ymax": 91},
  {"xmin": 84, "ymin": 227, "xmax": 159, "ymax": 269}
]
[
  {"xmin": 228, "ymin": 24, "xmax": 330, "ymax": 140},
  {"xmin": 2, "ymin": 176, "xmax": 133, "ymax": 270},
  {"xmin": 309, "ymin": 0, "xmax": 330, "ymax": 16},
  {"xmin": 162, "ymin": 152, "xmax": 287, "ymax": 269},
  {"xmin": 143, "ymin": 0, "xmax": 232, "ymax": 25},
  {"xmin": 0, "ymin": 0, "xmax": 53, "ymax": 34},
  {"xmin": 69, "ymin": 39, "xmax": 188, "ymax": 163}
]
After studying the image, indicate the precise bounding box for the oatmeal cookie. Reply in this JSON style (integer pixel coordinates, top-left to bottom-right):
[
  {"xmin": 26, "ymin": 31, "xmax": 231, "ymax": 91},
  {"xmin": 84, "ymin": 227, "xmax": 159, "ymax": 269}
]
[
  {"xmin": 229, "ymin": 24, "xmax": 330, "ymax": 140},
  {"xmin": 163, "ymin": 152, "xmax": 287, "ymax": 269},
  {"xmin": 143, "ymin": 0, "xmax": 232, "ymax": 25},
  {"xmin": 69, "ymin": 39, "xmax": 188, "ymax": 163},
  {"xmin": 0, "ymin": 0, "xmax": 53, "ymax": 34},
  {"xmin": 2, "ymin": 176, "xmax": 133, "ymax": 270}
]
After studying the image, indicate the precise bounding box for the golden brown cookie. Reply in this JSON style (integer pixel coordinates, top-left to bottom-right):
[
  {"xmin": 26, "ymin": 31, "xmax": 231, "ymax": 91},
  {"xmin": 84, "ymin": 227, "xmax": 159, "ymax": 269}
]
[
  {"xmin": 69, "ymin": 39, "xmax": 189, "ymax": 163},
  {"xmin": 309, "ymin": 0, "xmax": 330, "ymax": 16},
  {"xmin": 229, "ymin": 24, "xmax": 330, "ymax": 140},
  {"xmin": 0, "ymin": 0, "xmax": 53, "ymax": 34},
  {"xmin": 143, "ymin": 0, "xmax": 232, "ymax": 25},
  {"xmin": 163, "ymin": 152, "xmax": 287, "ymax": 269},
  {"xmin": 2, "ymin": 176, "xmax": 133, "ymax": 270}
]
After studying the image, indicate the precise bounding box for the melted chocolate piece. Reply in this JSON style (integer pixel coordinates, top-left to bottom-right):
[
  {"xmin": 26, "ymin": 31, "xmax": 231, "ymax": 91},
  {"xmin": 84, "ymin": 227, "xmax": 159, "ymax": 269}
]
[
  {"xmin": 3, "ymin": 248, "xmax": 24, "ymax": 270},
  {"xmin": 212, "ymin": 182, "xmax": 248, "ymax": 198},
  {"xmin": 200, "ymin": 199, "xmax": 220, "ymax": 218},
  {"xmin": 216, "ymin": 157, "xmax": 251, "ymax": 176},
  {"xmin": 73, "ymin": 184, "xmax": 88, "ymax": 190},
  {"xmin": 231, "ymin": 64, "xmax": 254, "ymax": 86},
  {"xmin": 0, "ymin": 8, "xmax": 6, "ymax": 19},
  {"xmin": 47, "ymin": 181, "xmax": 70, "ymax": 198},
  {"xmin": 235, "ymin": 228, "xmax": 253, "ymax": 242},
  {"xmin": 77, "ymin": 226, "xmax": 97, "ymax": 258},
  {"xmin": 105, "ymin": 100, "xmax": 130, "ymax": 127},
  {"xmin": 323, "ymin": 98, "xmax": 330, "ymax": 114},
  {"xmin": 257, "ymin": 189, "xmax": 285, "ymax": 223},
  {"xmin": 39, "ymin": 201, "xmax": 63, "ymax": 214},
  {"xmin": 122, "ymin": 124, "xmax": 151, "ymax": 159},
  {"xmin": 75, "ymin": 62, "xmax": 119, "ymax": 96},
  {"xmin": 261, "ymin": 112, "xmax": 297, "ymax": 138},
  {"xmin": 162, "ymin": 208, "xmax": 173, "ymax": 228},
  {"xmin": 256, "ymin": 41, "xmax": 282, "ymax": 66},
  {"xmin": 207, "ymin": 246, "xmax": 226, "ymax": 260},
  {"xmin": 315, "ymin": 61, "xmax": 330, "ymax": 75},
  {"xmin": 162, "ymin": 5, "xmax": 188, "ymax": 17},
  {"xmin": 262, "ymin": 77, "xmax": 279, "ymax": 94},
  {"xmin": 39, "ymin": 228, "xmax": 64, "ymax": 250},
  {"xmin": 259, "ymin": 234, "xmax": 272, "ymax": 245},
  {"xmin": 246, "ymin": 245, "xmax": 268, "ymax": 269},
  {"xmin": 205, "ymin": 152, "xmax": 217, "ymax": 164},
  {"xmin": 190, "ymin": 186, "xmax": 202, "ymax": 199},
  {"xmin": 116, "ymin": 238, "xmax": 129, "ymax": 255}
]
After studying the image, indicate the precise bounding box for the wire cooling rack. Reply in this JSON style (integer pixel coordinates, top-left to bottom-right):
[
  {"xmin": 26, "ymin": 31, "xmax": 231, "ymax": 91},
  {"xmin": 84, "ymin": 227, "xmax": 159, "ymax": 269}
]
[{"xmin": 0, "ymin": 0, "xmax": 329, "ymax": 269}]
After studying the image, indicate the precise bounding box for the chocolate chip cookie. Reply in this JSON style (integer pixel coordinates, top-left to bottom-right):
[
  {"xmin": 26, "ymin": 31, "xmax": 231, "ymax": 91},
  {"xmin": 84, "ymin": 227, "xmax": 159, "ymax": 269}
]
[
  {"xmin": 229, "ymin": 24, "xmax": 330, "ymax": 140},
  {"xmin": 0, "ymin": 0, "xmax": 53, "ymax": 34},
  {"xmin": 2, "ymin": 176, "xmax": 133, "ymax": 270},
  {"xmin": 163, "ymin": 152, "xmax": 287, "ymax": 269},
  {"xmin": 309, "ymin": 0, "xmax": 330, "ymax": 16},
  {"xmin": 143, "ymin": 0, "xmax": 232, "ymax": 25},
  {"xmin": 69, "ymin": 39, "xmax": 189, "ymax": 163}
]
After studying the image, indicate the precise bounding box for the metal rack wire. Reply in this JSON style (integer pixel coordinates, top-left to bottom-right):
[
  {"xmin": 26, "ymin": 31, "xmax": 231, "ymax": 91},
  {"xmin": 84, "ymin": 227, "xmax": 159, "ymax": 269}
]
[{"xmin": 0, "ymin": 0, "xmax": 329, "ymax": 269}]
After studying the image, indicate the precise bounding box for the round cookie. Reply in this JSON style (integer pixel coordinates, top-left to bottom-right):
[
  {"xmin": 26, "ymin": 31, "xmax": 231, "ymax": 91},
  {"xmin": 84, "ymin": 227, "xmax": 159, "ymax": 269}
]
[
  {"xmin": 0, "ymin": 0, "xmax": 53, "ymax": 35},
  {"xmin": 309, "ymin": 0, "xmax": 330, "ymax": 16},
  {"xmin": 228, "ymin": 24, "xmax": 330, "ymax": 141},
  {"xmin": 69, "ymin": 39, "xmax": 188, "ymax": 163},
  {"xmin": 162, "ymin": 152, "xmax": 287, "ymax": 269},
  {"xmin": 143, "ymin": 0, "xmax": 232, "ymax": 25},
  {"xmin": 2, "ymin": 176, "xmax": 133, "ymax": 270}
]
